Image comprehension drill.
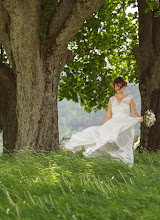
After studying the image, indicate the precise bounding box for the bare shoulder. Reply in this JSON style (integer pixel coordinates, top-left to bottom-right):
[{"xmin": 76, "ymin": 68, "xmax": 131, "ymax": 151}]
[
  {"xmin": 130, "ymin": 96, "xmax": 136, "ymax": 102},
  {"xmin": 129, "ymin": 96, "xmax": 136, "ymax": 106},
  {"xmin": 109, "ymin": 95, "xmax": 115, "ymax": 99},
  {"xmin": 109, "ymin": 96, "xmax": 114, "ymax": 103},
  {"xmin": 108, "ymin": 98, "xmax": 112, "ymax": 105}
]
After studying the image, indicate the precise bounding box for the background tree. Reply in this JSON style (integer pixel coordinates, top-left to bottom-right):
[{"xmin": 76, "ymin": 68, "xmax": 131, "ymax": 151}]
[{"xmin": 133, "ymin": 0, "xmax": 160, "ymax": 151}]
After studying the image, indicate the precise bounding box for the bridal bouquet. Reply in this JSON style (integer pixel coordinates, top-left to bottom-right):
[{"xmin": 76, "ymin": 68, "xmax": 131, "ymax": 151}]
[{"xmin": 143, "ymin": 109, "xmax": 156, "ymax": 127}]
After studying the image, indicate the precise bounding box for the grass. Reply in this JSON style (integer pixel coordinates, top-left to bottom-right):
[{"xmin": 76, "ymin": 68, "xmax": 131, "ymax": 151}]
[{"xmin": 0, "ymin": 147, "xmax": 160, "ymax": 220}]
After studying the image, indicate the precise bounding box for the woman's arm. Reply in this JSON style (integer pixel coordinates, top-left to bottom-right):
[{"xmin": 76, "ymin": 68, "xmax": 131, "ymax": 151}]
[
  {"xmin": 103, "ymin": 99, "xmax": 112, "ymax": 124},
  {"xmin": 130, "ymin": 98, "xmax": 143, "ymax": 123}
]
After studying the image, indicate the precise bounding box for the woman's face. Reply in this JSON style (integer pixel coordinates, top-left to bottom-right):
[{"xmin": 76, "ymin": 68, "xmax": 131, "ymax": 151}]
[{"xmin": 114, "ymin": 83, "xmax": 126, "ymax": 93}]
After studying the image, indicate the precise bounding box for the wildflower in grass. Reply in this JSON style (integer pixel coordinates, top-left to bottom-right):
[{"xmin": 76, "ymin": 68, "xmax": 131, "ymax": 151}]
[
  {"xmin": 72, "ymin": 214, "xmax": 76, "ymax": 219},
  {"xmin": 111, "ymin": 176, "xmax": 114, "ymax": 180},
  {"xmin": 100, "ymin": 181, "xmax": 103, "ymax": 184},
  {"xmin": 6, "ymin": 208, "xmax": 10, "ymax": 215},
  {"xmin": 36, "ymin": 177, "xmax": 39, "ymax": 182},
  {"xmin": 143, "ymin": 109, "xmax": 156, "ymax": 127},
  {"xmin": 23, "ymin": 201, "xmax": 26, "ymax": 204}
]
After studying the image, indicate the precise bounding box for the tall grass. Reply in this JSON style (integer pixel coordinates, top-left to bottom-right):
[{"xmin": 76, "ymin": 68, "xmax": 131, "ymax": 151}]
[{"xmin": 0, "ymin": 148, "xmax": 160, "ymax": 220}]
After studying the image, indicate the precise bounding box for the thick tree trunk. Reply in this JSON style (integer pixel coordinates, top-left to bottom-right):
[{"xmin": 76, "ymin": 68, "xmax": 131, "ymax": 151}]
[
  {"xmin": 1, "ymin": 44, "xmax": 67, "ymax": 151},
  {"xmin": 139, "ymin": 74, "xmax": 160, "ymax": 151},
  {"xmin": 1, "ymin": 1, "xmax": 62, "ymax": 151},
  {"xmin": 0, "ymin": 0, "xmax": 105, "ymax": 152},
  {"xmin": 133, "ymin": 0, "xmax": 160, "ymax": 151},
  {"xmin": 148, "ymin": 89, "xmax": 160, "ymax": 151},
  {"xmin": 15, "ymin": 57, "xmax": 60, "ymax": 151},
  {"xmin": 14, "ymin": 43, "xmax": 73, "ymax": 151}
]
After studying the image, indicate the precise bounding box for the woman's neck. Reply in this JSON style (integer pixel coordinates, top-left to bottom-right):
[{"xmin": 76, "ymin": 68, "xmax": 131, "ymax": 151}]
[{"xmin": 116, "ymin": 92, "xmax": 127, "ymax": 98}]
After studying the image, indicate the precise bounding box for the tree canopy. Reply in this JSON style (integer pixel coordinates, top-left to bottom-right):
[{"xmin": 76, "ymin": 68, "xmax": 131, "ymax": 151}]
[
  {"xmin": 58, "ymin": 0, "xmax": 160, "ymax": 113},
  {"xmin": 58, "ymin": 0, "xmax": 139, "ymax": 113},
  {"xmin": 1, "ymin": 0, "xmax": 159, "ymax": 114}
]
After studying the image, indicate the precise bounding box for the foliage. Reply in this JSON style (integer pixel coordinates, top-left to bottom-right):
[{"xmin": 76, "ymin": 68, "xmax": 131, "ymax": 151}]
[
  {"xmin": 58, "ymin": 0, "xmax": 139, "ymax": 112},
  {"xmin": 145, "ymin": 0, "xmax": 160, "ymax": 17},
  {"xmin": 1, "ymin": 0, "xmax": 159, "ymax": 114},
  {"xmin": 0, "ymin": 43, "xmax": 11, "ymax": 68},
  {"xmin": 0, "ymin": 149, "xmax": 160, "ymax": 219}
]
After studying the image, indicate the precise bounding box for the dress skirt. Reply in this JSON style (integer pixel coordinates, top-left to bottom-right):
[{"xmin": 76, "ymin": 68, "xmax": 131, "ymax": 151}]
[{"xmin": 65, "ymin": 115, "xmax": 141, "ymax": 166}]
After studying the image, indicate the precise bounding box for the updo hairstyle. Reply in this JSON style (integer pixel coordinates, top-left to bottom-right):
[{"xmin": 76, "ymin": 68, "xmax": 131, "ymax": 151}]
[{"xmin": 113, "ymin": 77, "xmax": 127, "ymax": 89}]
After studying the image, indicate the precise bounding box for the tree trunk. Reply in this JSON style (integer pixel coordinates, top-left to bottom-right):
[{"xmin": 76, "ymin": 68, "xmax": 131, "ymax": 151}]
[
  {"xmin": 148, "ymin": 89, "xmax": 160, "ymax": 151},
  {"xmin": 0, "ymin": 63, "xmax": 17, "ymax": 152},
  {"xmin": 15, "ymin": 57, "xmax": 60, "ymax": 151},
  {"xmin": 133, "ymin": 0, "xmax": 160, "ymax": 151},
  {"xmin": 1, "ymin": 43, "xmax": 68, "ymax": 152},
  {"xmin": 1, "ymin": 1, "xmax": 62, "ymax": 151},
  {"xmin": 0, "ymin": 0, "xmax": 105, "ymax": 152},
  {"xmin": 139, "ymin": 75, "xmax": 160, "ymax": 151}
]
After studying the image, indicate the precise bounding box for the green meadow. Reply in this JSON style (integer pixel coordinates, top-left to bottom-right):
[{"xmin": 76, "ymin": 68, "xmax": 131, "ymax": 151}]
[{"xmin": 0, "ymin": 148, "xmax": 160, "ymax": 220}]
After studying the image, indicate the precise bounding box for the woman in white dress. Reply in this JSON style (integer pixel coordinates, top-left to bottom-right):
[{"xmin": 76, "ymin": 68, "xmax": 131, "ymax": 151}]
[{"xmin": 65, "ymin": 77, "xmax": 143, "ymax": 166}]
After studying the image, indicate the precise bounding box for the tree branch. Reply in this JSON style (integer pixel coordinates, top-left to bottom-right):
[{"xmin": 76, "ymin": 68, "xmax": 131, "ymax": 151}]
[
  {"xmin": 47, "ymin": 0, "xmax": 75, "ymax": 39},
  {"xmin": 65, "ymin": 49, "xmax": 76, "ymax": 64},
  {"xmin": 48, "ymin": 0, "xmax": 105, "ymax": 45}
]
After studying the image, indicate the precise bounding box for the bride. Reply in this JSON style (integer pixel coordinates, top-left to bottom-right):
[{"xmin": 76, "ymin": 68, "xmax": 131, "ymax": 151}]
[{"xmin": 65, "ymin": 77, "xmax": 143, "ymax": 166}]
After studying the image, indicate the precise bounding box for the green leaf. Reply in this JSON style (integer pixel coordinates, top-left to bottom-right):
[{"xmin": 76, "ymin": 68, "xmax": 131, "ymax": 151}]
[{"xmin": 154, "ymin": 11, "xmax": 160, "ymax": 17}]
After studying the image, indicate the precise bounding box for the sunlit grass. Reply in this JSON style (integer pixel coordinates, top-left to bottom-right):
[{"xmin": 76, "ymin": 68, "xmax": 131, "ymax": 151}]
[{"xmin": 0, "ymin": 147, "xmax": 160, "ymax": 219}]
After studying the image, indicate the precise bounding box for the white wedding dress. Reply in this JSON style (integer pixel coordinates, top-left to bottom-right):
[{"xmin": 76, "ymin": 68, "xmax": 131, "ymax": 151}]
[{"xmin": 65, "ymin": 95, "xmax": 141, "ymax": 166}]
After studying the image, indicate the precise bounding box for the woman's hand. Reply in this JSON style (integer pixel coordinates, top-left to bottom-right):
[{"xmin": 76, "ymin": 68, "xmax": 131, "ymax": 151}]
[
  {"xmin": 130, "ymin": 98, "xmax": 143, "ymax": 123},
  {"xmin": 139, "ymin": 116, "xmax": 143, "ymax": 123}
]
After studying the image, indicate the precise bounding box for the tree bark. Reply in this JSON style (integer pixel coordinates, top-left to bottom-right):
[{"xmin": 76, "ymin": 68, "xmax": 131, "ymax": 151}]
[
  {"xmin": 148, "ymin": 89, "xmax": 160, "ymax": 151},
  {"xmin": 133, "ymin": 0, "xmax": 160, "ymax": 151},
  {"xmin": 0, "ymin": 0, "xmax": 105, "ymax": 151},
  {"xmin": 0, "ymin": 63, "xmax": 17, "ymax": 152}
]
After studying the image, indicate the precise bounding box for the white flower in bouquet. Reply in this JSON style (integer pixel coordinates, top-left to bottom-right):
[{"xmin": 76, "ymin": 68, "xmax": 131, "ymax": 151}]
[{"xmin": 143, "ymin": 109, "xmax": 156, "ymax": 127}]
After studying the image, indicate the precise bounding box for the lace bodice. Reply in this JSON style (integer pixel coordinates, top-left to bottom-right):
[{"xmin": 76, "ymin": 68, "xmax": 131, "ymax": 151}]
[{"xmin": 110, "ymin": 95, "xmax": 133, "ymax": 118}]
